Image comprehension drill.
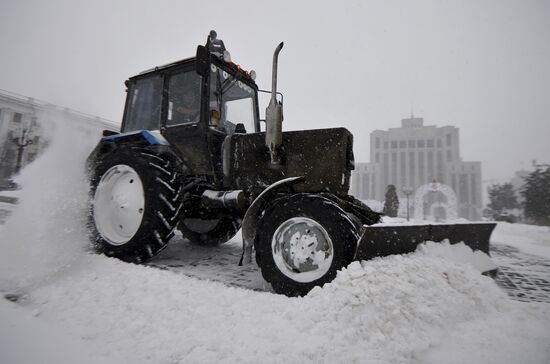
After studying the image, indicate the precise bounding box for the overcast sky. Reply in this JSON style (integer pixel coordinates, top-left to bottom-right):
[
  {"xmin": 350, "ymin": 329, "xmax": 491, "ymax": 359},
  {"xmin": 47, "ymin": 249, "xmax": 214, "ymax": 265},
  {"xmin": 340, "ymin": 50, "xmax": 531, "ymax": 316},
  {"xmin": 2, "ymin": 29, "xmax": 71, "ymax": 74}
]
[{"xmin": 0, "ymin": 0, "xmax": 549, "ymax": 183}]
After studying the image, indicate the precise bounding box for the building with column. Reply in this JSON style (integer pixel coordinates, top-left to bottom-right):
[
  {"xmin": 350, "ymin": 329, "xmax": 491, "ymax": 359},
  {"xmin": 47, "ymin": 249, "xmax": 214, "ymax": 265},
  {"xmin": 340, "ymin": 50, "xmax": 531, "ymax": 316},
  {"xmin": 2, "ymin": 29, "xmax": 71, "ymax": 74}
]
[
  {"xmin": 0, "ymin": 89, "xmax": 117, "ymax": 188},
  {"xmin": 351, "ymin": 115, "xmax": 482, "ymax": 220}
]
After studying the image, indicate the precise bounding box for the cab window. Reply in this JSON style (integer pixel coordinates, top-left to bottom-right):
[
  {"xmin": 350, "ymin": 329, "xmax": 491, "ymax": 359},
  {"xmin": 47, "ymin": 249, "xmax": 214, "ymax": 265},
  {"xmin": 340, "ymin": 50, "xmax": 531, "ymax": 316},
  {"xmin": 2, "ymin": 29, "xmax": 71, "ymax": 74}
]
[
  {"xmin": 209, "ymin": 64, "xmax": 257, "ymax": 134},
  {"xmin": 123, "ymin": 75, "xmax": 163, "ymax": 132},
  {"xmin": 167, "ymin": 70, "xmax": 202, "ymax": 126}
]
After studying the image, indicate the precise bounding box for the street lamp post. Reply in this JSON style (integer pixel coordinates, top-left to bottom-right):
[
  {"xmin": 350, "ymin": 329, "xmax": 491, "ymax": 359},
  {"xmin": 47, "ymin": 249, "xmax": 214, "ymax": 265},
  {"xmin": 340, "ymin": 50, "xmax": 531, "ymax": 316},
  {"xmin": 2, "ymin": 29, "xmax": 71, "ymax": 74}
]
[
  {"xmin": 402, "ymin": 187, "xmax": 414, "ymax": 221},
  {"xmin": 12, "ymin": 129, "xmax": 34, "ymax": 174}
]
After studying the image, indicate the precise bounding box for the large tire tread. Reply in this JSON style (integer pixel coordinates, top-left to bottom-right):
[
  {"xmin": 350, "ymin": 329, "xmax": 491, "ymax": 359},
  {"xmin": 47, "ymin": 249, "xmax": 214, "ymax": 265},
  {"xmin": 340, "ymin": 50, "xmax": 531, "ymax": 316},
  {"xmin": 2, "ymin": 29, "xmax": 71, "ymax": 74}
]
[{"xmin": 89, "ymin": 145, "xmax": 184, "ymax": 263}]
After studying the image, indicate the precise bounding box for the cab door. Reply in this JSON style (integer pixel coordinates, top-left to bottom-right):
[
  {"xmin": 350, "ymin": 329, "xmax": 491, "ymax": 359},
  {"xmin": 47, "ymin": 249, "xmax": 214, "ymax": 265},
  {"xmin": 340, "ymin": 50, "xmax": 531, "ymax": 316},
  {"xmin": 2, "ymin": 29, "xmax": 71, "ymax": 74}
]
[{"xmin": 161, "ymin": 66, "xmax": 213, "ymax": 176}]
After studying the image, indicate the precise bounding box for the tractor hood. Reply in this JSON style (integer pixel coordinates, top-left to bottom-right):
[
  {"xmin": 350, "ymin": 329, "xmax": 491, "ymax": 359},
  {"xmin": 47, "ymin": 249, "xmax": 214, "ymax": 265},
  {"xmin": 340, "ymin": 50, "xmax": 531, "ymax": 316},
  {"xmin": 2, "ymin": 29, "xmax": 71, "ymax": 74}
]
[{"xmin": 223, "ymin": 127, "xmax": 355, "ymax": 196}]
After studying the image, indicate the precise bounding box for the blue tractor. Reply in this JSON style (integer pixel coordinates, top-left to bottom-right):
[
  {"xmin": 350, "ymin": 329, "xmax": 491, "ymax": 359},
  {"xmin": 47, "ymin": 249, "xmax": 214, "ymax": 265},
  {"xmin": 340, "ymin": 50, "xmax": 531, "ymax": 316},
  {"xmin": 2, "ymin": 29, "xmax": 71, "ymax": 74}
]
[{"xmin": 87, "ymin": 38, "xmax": 495, "ymax": 296}]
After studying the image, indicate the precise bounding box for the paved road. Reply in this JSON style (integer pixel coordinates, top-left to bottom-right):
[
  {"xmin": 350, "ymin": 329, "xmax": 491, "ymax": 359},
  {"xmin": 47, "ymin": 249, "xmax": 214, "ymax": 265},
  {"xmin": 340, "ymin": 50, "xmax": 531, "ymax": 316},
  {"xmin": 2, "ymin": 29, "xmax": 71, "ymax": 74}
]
[
  {"xmin": 491, "ymin": 244, "xmax": 550, "ymax": 303},
  {"xmin": 148, "ymin": 235, "xmax": 271, "ymax": 292}
]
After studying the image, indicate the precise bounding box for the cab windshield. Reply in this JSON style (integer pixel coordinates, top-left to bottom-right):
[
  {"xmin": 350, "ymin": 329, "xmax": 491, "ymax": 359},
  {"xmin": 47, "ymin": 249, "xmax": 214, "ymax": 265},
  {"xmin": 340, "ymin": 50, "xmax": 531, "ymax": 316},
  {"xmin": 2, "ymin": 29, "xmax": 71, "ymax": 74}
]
[{"xmin": 209, "ymin": 64, "xmax": 257, "ymax": 133}]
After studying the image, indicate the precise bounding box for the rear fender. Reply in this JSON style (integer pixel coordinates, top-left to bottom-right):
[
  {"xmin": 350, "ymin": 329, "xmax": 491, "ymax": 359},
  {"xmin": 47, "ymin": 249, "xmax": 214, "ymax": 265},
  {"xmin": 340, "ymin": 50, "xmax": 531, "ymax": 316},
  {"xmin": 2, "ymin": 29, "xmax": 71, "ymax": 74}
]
[
  {"xmin": 87, "ymin": 130, "xmax": 179, "ymax": 174},
  {"xmin": 239, "ymin": 176, "xmax": 304, "ymax": 265},
  {"xmin": 101, "ymin": 129, "xmax": 169, "ymax": 145}
]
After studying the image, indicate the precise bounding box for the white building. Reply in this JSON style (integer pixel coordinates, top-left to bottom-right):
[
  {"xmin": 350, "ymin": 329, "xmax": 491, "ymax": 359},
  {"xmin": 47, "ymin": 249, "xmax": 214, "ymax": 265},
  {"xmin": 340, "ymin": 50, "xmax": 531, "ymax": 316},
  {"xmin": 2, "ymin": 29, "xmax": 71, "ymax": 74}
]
[
  {"xmin": 351, "ymin": 116, "xmax": 482, "ymax": 220},
  {"xmin": 0, "ymin": 89, "xmax": 117, "ymax": 187}
]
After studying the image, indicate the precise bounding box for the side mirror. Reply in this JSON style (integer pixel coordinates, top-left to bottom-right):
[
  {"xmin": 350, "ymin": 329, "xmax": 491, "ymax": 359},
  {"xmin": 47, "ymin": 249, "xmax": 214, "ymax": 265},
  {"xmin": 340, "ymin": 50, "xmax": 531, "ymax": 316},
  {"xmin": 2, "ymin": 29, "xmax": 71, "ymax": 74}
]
[{"xmin": 196, "ymin": 45, "xmax": 209, "ymax": 76}]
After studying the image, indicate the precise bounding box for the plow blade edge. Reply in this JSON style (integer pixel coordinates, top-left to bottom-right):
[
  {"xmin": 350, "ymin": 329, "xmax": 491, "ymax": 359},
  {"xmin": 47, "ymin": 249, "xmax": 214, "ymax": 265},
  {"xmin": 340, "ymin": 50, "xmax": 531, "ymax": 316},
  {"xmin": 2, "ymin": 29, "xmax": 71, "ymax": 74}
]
[{"xmin": 355, "ymin": 223, "xmax": 497, "ymax": 261}]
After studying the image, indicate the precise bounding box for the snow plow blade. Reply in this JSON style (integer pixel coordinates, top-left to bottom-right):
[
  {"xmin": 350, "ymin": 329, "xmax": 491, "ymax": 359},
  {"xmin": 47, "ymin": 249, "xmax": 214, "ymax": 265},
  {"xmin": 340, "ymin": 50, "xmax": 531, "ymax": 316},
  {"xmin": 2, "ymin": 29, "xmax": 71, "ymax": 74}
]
[{"xmin": 355, "ymin": 223, "xmax": 497, "ymax": 261}]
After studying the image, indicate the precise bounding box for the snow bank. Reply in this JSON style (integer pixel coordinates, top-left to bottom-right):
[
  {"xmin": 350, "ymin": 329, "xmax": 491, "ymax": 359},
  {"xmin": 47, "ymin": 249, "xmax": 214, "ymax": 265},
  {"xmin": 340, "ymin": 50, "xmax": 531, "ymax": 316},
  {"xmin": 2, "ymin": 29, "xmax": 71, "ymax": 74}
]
[
  {"xmin": 416, "ymin": 241, "xmax": 497, "ymax": 272},
  {"xmin": 0, "ymin": 113, "xmax": 103, "ymax": 293},
  {"xmin": 13, "ymin": 245, "xmax": 546, "ymax": 364},
  {"xmin": 305, "ymin": 254, "xmax": 503, "ymax": 363}
]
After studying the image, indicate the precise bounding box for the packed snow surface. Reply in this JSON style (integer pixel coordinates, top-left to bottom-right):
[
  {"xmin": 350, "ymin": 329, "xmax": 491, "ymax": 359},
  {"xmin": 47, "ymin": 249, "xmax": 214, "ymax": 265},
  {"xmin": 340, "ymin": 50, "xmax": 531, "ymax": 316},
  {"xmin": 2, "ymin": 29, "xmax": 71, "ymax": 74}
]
[
  {"xmin": 491, "ymin": 222, "xmax": 550, "ymax": 260},
  {"xmin": 1, "ymin": 120, "xmax": 549, "ymax": 363}
]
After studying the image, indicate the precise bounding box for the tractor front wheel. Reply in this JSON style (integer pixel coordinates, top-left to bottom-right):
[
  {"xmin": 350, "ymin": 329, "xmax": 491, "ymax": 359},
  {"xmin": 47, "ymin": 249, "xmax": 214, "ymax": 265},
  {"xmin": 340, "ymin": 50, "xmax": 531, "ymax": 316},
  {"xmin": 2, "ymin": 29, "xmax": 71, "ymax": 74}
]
[{"xmin": 254, "ymin": 194, "xmax": 358, "ymax": 296}]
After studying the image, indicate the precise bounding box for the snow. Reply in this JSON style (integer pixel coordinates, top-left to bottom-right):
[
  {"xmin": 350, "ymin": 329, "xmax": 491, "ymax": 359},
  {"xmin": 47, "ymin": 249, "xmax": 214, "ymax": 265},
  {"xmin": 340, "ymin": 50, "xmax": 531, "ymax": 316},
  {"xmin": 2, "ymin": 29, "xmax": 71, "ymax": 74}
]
[
  {"xmin": 416, "ymin": 241, "xmax": 497, "ymax": 273},
  {"xmin": 3, "ymin": 247, "xmax": 548, "ymax": 364},
  {"xmin": 0, "ymin": 116, "xmax": 97, "ymax": 292},
  {"xmin": 491, "ymin": 222, "xmax": 550, "ymax": 260},
  {"xmin": 376, "ymin": 216, "xmax": 483, "ymax": 225},
  {"xmin": 0, "ymin": 299, "xmax": 121, "ymax": 364},
  {"xmin": 420, "ymin": 304, "xmax": 550, "ymax": 364},
  {"xmin": 1, "ymin": 119, "xmax": 549, "ymax": 363},
  {"xmin": 362, "ymin": 199, "xmax": 384, "ymax": 213},
  {"xmin": 0, "ymin": 189, "xmax": 22, "ymax": 198}
]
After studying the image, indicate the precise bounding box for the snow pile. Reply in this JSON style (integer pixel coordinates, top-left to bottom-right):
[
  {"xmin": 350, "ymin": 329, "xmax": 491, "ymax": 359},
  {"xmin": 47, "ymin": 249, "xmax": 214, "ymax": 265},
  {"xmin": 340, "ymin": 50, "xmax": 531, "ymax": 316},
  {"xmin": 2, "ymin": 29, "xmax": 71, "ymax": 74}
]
[
  {"xmin": 415, "ymin": 241, "xmax": 497, "ymax": 272},
  {"xmin": 1, "ymin": 243, "xmax": 543, "ymax": 364},
  {"xmin": 0, "ymin": 114, "xmax": 103, "ymax": 293},
  {"xmin": 305, "ymin": 252, "xmax": 504, "ymax": 363}
]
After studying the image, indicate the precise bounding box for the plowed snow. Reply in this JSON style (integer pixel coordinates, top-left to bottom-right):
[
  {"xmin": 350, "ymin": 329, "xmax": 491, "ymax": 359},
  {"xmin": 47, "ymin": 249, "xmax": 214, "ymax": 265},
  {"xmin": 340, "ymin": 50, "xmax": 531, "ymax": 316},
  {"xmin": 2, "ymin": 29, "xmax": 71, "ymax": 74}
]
[{"xmin": 1, "ymin": 120, "xmax": 549, "ymax": 364}]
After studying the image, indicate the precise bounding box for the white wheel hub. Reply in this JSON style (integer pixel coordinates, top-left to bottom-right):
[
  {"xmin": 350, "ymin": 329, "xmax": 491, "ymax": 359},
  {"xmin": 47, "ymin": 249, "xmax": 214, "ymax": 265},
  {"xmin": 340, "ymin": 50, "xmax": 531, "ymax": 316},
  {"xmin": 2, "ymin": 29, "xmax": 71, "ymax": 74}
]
[
  {"xmin": 93, "ymin": 164, "xmax": 145, "ymax": 246},
  {"xmin": 271, "ymin": 217, "xmax": 334, "ymax": 283}
]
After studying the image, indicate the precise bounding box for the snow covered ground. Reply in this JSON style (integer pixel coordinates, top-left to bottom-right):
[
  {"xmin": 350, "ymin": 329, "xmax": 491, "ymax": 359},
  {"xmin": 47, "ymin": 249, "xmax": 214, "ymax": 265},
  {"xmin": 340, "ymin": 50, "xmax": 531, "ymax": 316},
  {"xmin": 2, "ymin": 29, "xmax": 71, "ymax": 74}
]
[
  {"xmin": 1, "ymin": 120, "xmax": 549, "ymax": 363},
  {"xmin": 0, "ymin": 201, "xmax": 14, "ymax": 224},
  {"xmin": 0, "ymin": 190, "xmax": 18, "ymax": 224},
  {"xmin": 492, "ymin": 222, "xmax": 550, "ymax": 260}
]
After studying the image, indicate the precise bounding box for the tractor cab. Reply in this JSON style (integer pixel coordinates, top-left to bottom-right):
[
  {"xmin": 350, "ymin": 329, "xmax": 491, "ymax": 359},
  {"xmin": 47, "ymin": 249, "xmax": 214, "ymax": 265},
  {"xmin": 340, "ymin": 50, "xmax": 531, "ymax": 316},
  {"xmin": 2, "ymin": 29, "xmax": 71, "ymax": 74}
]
[{"xmin": 120, "ymin": 45, "xmax": 260, "ymax": 183}]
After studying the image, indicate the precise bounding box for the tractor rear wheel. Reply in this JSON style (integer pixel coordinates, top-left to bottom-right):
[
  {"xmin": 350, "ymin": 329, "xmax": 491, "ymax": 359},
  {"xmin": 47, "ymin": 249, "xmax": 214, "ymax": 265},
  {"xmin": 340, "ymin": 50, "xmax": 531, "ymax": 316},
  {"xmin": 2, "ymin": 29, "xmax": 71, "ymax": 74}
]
[
  {"xmin": 89, "ymin": 146, "xmax": 183, "ymax": 263},
  {"xmin": 254, "ymin": 194, "xmax": 358, "ymax": 297},
  {"xmin": 178, "ymin": 216, "xmax": 240, "ymax": 246}
]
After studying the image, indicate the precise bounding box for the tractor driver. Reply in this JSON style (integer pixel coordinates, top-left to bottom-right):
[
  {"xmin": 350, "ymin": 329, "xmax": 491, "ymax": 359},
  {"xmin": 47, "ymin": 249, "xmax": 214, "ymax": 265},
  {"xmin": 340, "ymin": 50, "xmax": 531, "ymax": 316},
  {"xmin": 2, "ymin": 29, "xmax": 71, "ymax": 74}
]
[
  {"xmin": 209, "ymin": 108, "xmax": 226, "ymax": 132},
  {"xmin": 173, "ymin": 86, "xmax": 200, "ymax": 123}
]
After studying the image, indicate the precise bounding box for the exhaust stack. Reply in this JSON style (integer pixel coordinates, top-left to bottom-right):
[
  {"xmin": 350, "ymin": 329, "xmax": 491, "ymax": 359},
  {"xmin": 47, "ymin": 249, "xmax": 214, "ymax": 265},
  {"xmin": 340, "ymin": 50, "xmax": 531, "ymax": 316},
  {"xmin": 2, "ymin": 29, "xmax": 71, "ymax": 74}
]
[{"xmin": 265, "ymin": 42, "xmax": 284, "ymax": 165}]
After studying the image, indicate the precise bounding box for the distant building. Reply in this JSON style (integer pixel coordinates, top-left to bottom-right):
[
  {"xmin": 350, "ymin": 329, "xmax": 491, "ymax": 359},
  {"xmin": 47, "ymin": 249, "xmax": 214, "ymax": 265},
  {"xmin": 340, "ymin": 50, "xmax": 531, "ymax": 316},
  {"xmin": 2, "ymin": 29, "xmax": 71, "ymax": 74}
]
[
  {"xmin": 0, "ymin": 89, "xmax": 117, "ymax": 188},
  {"xmin": 351, "ymin": 115, "xmax": 482, "ymax": 220}
]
